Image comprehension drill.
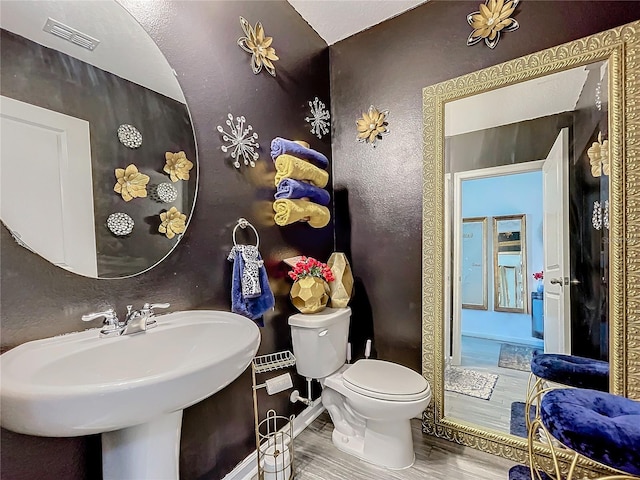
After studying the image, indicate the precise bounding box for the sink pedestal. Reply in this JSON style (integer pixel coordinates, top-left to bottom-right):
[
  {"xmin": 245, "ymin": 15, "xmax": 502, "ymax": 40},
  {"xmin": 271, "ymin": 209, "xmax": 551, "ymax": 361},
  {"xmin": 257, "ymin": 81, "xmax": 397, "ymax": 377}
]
[{"xmin": 102, "ymin": 411, "xmax": 183, "ymax": 480}]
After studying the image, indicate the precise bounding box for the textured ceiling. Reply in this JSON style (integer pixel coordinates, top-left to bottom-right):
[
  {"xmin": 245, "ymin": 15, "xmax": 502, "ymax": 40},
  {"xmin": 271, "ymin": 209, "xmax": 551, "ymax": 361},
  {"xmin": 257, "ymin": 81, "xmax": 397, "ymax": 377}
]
[{"xmin": 287, "ymin": 0, "xmax": 428, "ymax": 45}]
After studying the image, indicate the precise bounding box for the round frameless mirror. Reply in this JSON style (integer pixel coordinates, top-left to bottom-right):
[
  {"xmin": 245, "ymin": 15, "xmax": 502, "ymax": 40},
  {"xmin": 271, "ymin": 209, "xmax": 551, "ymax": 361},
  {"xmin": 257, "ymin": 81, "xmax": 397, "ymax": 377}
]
[{"xmin": 0, "ymin": 0, "xmax": 197, "ymax": 279}]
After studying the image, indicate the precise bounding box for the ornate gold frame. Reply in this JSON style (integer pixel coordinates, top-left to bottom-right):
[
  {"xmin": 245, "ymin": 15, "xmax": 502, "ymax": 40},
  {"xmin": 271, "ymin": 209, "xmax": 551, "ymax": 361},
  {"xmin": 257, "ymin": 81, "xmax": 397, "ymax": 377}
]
[
  {"xmin": 461, "ymin": 216, "xmax": 488, "ymax": 311},
  {"xmin": 421, "ymin": 21, "xmax": 640, "ymax": 471}
]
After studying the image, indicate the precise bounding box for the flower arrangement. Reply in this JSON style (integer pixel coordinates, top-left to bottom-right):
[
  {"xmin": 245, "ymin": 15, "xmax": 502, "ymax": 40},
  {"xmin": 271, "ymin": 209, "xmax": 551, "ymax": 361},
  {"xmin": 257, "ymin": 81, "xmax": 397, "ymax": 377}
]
[
  {"xmin": 533, "ymin": 271, "xmax": 544, "ymax": 281},
  {"xmin": 288, "ymin": 256, "xmax": 335, "ymax": 283}
]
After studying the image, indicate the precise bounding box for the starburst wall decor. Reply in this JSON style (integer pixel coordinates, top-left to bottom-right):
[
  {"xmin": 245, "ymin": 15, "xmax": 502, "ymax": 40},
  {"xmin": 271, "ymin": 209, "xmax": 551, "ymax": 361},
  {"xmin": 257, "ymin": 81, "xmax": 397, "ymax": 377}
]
[
  {"xmin": 305, "ymin": 97, "xmax": 330, "ymax": 139},
  {"xmin": 217, "ymin": 113, "xmax": 260, "ymax": 169}
]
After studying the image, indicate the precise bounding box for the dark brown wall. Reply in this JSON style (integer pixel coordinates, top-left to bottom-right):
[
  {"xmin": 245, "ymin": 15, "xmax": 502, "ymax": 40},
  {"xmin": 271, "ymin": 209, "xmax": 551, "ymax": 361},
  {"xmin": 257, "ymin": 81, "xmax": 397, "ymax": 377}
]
[
  {"xmin": 330, "ymin": 1, "xmax": 640, "ymax": 371},
  {"xmin": 0, "ymin": 1, "xmax": 331, "ymax": 479}
]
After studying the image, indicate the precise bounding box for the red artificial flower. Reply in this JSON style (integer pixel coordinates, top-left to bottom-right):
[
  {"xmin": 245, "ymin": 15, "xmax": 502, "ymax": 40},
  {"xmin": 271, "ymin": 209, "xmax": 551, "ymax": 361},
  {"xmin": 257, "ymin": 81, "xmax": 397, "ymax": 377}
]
[
  {"xmin": 289, "ymin": 256, "xmax": 334, "ymax": 282},
  {"xmin": 533, "ymin": 271, "xmax": 544, "ymax": 281}
]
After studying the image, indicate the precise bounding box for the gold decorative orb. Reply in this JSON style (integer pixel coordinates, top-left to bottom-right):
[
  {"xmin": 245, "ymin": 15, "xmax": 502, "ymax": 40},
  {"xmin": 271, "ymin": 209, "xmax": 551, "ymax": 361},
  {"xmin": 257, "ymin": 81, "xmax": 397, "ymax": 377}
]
[{"xmin": 290, "ymin": 276, "xmax": 330, "ymax": 314}]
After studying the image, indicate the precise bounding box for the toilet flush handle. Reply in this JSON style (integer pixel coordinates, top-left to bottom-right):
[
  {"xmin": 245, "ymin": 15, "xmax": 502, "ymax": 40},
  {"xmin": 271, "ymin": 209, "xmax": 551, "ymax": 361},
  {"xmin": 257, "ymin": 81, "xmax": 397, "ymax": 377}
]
[{"xmin": 318, "ymin": 329, "xmax": 328, "ymax": 337}]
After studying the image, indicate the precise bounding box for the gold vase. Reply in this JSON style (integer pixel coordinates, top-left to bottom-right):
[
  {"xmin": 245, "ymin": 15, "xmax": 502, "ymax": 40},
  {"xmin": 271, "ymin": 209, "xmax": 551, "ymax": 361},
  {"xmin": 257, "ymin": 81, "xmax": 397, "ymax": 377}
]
[
  {"xmin": 290, "ymin": 276, "xmax": 330, "ymax": 314},
  {"xmin": 327, "ymin": 252, "xmax": 354, "ymax": 308}
]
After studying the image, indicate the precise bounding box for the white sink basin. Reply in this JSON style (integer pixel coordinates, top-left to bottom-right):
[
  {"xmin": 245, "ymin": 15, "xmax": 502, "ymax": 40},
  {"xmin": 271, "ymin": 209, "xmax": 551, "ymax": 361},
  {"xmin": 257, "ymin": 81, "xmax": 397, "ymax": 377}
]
[{"xmin": 0, "ymin": 310, "xmax": 261, "ymax": 479}]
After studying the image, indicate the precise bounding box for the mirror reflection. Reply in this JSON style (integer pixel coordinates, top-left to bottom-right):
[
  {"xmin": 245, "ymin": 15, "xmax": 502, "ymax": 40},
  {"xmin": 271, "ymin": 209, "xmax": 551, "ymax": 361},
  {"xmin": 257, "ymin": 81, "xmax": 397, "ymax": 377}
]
[
  {"xmin": 444, "ymin": 60, "xmax": 609, "ymax": 437},
  {"xmin": 493, "ymin": 214, "xmax": 527, "ymax": 313},
  {"xmin": 0, "ymin": 1, "xmax": 197, "ymax": 279},
  {"xmin": 461, "ymin": 217, "xmax": 487, "ymax": 310}
]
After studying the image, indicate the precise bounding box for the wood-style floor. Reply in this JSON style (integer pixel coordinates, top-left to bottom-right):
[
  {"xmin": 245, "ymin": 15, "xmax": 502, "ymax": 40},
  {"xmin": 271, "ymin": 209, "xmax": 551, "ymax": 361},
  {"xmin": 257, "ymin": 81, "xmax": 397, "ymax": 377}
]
[
  {"xmin": 292, "ymin": 412, "xmax": 515, "ymax": 479},
  {"xmin": 445, "ymin": 337, "xmax": 532, "ymax": 434}
]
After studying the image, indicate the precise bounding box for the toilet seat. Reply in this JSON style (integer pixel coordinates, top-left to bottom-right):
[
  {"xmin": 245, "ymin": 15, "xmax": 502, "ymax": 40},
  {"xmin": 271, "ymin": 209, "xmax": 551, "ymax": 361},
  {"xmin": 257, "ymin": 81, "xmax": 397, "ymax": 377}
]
[{"xmin": 342, "ymin": 359, "xmax": 430, "ymax": 401}]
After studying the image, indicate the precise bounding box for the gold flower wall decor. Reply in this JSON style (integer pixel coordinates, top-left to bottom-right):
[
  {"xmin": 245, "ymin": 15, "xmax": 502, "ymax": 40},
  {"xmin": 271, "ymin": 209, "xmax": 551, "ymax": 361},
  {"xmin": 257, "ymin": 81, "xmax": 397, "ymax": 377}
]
[
  {"xmin": 237, "ymin": 16, "xmax": 279, "ymax": 77},
  {"xmin": 164, "ymin": 151, "xmax": 194, "ymax": 182},
  {"xmin": 114, "ymin": 164, "xmax": 150, "ymax": 201},
  {"xmin": 158, "ymin": 207, "xmax": 187, "ymax": 239},
  {"xmin": 588, "ymin": 132, "xmax": 610, "ymax": 177},
  {"xmin": 356, "ymin": 105, "xmax": 389, "ymax": 147},
  {"xmin": 467, "ymin": 0, "xmax": 520, "ymax": 49}
]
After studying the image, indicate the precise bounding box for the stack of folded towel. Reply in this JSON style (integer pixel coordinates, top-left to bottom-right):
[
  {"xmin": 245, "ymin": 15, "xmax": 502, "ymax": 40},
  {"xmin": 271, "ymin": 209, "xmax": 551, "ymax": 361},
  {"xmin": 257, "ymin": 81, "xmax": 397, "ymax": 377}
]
[{"xmin": 271, "ymin": 137, "xmax": 331, "ymax": 228}]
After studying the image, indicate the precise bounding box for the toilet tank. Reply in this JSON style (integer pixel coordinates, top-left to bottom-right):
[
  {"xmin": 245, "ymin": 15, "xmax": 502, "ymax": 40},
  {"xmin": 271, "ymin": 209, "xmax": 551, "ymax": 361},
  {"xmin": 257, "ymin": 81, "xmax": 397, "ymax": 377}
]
[{"xmin": 288, "ymin": 307, "xmax": 350, "ymax": 379}]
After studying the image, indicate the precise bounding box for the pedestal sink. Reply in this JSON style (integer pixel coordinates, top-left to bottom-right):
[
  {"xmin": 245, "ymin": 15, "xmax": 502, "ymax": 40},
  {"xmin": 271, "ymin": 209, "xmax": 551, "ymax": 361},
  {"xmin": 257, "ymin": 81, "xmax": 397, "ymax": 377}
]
[{"xmin": 0, "ymin": 310, "xmax": 261, "ymax": 479}]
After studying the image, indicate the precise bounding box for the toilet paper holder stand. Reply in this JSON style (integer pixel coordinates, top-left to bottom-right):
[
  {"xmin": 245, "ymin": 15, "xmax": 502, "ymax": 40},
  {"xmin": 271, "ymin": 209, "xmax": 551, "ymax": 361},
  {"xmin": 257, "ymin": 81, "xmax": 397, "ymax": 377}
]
[{"xmin": 252, "ymin": 351, "xmax": 297, "ymax": 480}]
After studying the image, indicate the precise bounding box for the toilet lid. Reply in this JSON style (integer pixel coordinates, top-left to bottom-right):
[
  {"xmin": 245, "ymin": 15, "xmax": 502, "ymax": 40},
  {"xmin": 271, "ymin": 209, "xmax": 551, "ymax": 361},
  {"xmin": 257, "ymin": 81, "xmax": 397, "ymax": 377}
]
[{"xmin": 342, "ymin": 359, "xmax": 430, "ymax": 401}]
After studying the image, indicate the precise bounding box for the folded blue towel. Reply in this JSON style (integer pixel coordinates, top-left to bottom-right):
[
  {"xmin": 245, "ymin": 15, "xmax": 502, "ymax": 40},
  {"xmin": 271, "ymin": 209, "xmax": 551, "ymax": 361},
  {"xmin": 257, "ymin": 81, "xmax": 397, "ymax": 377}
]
[
  {"xmin": 274, "ymin": 178, "xmax": 331, "ymax": 206},
  {"xmin": 270, "ymin": 137, "xmax": 329, "ymax": 169},
  {"xmin": 228, "ymin": 245, "xmax": 274, "ymax": 326}
]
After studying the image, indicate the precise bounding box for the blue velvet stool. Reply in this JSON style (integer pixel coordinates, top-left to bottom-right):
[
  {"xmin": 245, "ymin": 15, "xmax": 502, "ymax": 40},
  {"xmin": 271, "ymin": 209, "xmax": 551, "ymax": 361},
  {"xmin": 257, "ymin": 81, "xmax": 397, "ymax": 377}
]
[
  {"xmin": 525, "ymin": 354, "xmax": 610, "ymax": 433},
  {"xmin": 530, "ymin": 354, "xmax": 609, "ymax": 391},
  {"xmin": 540, "ymin": 388, "xmax": 640, "ymax": 478}
]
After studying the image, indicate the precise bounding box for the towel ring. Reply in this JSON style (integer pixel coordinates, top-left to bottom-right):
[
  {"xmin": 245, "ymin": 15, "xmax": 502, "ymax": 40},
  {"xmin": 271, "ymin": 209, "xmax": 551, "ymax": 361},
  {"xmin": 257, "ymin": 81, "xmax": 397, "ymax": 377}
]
[{"xmin": 233, "ymin": 218, "xmax": 259, "ymax": 248}]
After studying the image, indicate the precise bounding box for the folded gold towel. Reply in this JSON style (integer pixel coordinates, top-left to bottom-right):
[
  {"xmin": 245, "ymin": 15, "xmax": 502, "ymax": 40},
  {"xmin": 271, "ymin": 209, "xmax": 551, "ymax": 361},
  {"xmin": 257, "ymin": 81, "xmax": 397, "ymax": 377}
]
[
  {"xmin": 274, "ymin": 154, "xmax": 329, "ymax": 188},
  {"xmin": 273, "ymin": 199, "xmax": 330, "ymax": 228}
]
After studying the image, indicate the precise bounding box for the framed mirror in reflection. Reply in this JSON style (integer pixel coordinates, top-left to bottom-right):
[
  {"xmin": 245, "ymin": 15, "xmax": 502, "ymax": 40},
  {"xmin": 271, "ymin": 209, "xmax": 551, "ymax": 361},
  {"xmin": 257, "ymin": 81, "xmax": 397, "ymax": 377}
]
[
  {"xmin": 493, "ymin": 214, "xmax": 527, "ymax": 313},
  {"xmin": 461, "ymin": 217, "xmax": 487, "ymax": 311},
  {"xmin": 0, "ymin": 1, "xmax": 197, "ymax": 279},
  {"xmin": 422, "ymin": 21, "xmax": 640, "ymax": 470}
]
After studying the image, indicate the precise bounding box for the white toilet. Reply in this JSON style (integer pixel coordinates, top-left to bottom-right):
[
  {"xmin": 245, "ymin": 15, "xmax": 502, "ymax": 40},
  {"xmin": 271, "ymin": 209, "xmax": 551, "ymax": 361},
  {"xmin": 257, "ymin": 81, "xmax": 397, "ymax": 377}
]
[{"xmin": 288, "ymin": 307, "xmax": 431, "ymax": 469}]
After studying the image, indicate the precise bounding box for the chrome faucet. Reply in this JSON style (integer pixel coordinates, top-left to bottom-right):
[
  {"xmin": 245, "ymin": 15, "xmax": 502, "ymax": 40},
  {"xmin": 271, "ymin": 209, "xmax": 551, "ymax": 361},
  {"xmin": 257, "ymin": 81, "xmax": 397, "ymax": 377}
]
[{"xmin": 82, "ymin": 303, "xmax": 170, "ymax": 337}]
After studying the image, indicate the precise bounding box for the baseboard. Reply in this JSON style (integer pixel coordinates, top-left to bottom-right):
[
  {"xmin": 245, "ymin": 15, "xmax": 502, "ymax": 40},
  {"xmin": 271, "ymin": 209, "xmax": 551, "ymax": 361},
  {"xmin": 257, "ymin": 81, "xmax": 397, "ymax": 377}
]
[
  {"xmin": 222, "ymin": 399, "xmax": 325, "ymax": 480},
  {"xmin": 463, "ymin": 331, "xmax": 544, "ymax": 348}
]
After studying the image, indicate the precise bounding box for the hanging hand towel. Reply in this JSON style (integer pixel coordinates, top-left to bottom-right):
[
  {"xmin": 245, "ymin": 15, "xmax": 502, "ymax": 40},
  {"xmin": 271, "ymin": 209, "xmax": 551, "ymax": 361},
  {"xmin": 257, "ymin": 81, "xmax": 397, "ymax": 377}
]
[
  {"xmin": 273, "ymin": 198, "xmax": 330, "ymax": 228},
  {"xmin": 228, "ymin": 245, "xmax": 263, "ymax": 298},
  {"xmin": 274, "ymin": 178, "xmax": 331, "ymax": 206},
  {"xmin": 274, "ymin": 154, "xmax": 329, "ymax": 188},
  {"xmin": 271, "ymin": 137, "xmax": 329, "ymax": 169},
  {"xmin": 228, "ymin": 245, "xmax": 274, "ymax": 325}
]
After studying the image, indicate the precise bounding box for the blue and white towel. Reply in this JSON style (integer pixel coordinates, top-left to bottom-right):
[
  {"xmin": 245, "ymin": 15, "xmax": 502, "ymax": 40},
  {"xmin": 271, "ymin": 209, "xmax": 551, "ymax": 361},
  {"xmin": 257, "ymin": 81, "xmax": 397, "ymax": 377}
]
[{"xmin": 228, "ymin": 245, "xmax": 274, "ymax": 325}]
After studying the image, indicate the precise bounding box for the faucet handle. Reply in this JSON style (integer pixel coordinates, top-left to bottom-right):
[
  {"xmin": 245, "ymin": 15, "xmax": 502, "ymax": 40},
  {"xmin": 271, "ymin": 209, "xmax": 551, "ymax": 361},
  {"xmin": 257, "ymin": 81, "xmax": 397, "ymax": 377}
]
[
  {"xmin": 82, "ymin": 308, "xmax": 118, "ymax": 325},
  {"xmin": 142, "ymin": 303, "xmax": 170, "ymax": 329},
  {"xmin": 143, "ymin": 302, "xmax": 170, "ymax": 313}
]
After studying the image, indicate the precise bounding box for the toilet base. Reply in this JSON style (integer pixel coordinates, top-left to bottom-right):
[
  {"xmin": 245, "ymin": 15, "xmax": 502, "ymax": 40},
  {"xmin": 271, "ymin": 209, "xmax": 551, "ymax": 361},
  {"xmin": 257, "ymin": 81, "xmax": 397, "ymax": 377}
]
[{"xmin": 330, "ymin": 418, "xmax": 416, "ymax": 470}]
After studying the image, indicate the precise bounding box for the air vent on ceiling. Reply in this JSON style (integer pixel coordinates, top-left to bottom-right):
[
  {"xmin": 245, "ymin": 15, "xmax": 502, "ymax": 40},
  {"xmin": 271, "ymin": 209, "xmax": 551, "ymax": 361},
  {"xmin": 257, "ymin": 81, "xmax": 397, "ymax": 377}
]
[{"xmin": 43, "ymin": 18, "xmax": 100, "ymax": 51}]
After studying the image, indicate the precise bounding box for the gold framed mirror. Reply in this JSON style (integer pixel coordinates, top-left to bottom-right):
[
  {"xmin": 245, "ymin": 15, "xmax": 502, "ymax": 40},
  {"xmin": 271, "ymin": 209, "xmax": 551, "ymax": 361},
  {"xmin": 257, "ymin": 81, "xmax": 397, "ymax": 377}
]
[
  {"xmin": 421, "ymin": 20, "xmax": 639, "ymax": 472},
  {"xmin": 493, "ymin": 214, "xmax": 527, "ymax": 313},
  {"xmin": 461, "ymin": 217, "xmax": 488, "ymax": 311}
]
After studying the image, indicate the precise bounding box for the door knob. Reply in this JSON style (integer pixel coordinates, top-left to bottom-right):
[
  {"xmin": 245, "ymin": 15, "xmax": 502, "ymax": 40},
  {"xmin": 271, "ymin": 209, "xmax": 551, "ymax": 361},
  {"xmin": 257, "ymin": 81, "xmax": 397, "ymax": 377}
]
[{"xmin": 549, "ymin": 277, "xmax": 567, "ymax": 285}]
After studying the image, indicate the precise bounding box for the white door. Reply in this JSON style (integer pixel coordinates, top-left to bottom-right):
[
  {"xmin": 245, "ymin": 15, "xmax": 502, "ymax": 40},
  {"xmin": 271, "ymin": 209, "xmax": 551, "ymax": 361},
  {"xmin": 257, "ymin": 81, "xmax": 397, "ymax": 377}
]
[
  {"xmin": 0, "ymin": 96, "xmax": 97, "ymax": 277},
  {"xmin": 542, "ymin": 128, "xmax": 571, "ymax": 354}
]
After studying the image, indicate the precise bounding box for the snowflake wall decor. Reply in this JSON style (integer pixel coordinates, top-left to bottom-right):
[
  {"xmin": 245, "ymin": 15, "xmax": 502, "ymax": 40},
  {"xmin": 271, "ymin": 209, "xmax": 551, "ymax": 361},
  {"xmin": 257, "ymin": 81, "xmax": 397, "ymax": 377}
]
[
  {"xmin": 305, "ymin": 97, "xmax": 330, "ymax": 139},
  {"xmin": 217, "ymin": 113, "xmax": 260, "ymax": 168}
]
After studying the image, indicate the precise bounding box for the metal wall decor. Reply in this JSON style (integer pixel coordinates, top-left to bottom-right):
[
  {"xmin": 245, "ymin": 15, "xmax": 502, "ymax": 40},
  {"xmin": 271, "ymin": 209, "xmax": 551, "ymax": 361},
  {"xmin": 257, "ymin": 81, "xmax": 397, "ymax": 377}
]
[
  {"xmin": 588, "ymin": 132, "xmax": 610, "ymax": 177},
  {"xmin": 106, "ymin": 212, "xmax": 134, "ymax": 236},
  {"xmin": 117, "ymin": 124, "xmax": 143, "ymax": 148},
  {"xmin": 158, "ymin": 206, "xmax": 186, "ymax": 239},
  {"xmin": 467, "ymin": 0, "xmax": 520, "ymax": 49},
  {"xmin": 592, "ymin": 200, "xmax": 610, "ymax": 231},
  {"xmin": 114, "ymin": 164, "xmax": 149, "ymax": 201},
  {"xmin": 356, "ymin": 105, "xmax": 389, "ymax": 147},
  {"xmin": 305, "ymin": 97, "xmax": 330, "ymax": 139},
  {"xmin": 164, "ymin": 151, "xmax": 194, "ymax": 182},
  {"xmin": 237, "ymin": 16, "xmax": 279, "ymax": 77},
  {"xmin": 154, "ymin": 182, "xmax": 178, "ymax": 203},
  {"xmin": 217, "ymin": 113, "xmax": 260, "ymax": 168}
]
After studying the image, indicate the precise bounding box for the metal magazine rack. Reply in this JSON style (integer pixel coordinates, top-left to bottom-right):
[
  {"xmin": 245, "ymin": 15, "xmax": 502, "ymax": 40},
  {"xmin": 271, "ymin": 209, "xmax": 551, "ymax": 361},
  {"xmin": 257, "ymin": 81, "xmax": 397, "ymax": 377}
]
[{"xmin": 252, "ymin": 350, "xmax": 297, "ymax": 480}]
